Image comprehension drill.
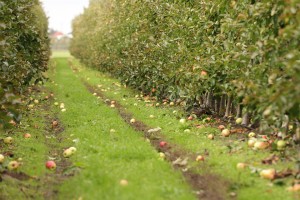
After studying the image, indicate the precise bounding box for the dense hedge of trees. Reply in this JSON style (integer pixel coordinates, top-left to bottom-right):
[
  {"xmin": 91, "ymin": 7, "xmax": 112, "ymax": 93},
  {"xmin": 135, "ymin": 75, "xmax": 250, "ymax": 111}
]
[
  {"xmin": 70, "ymin": 0, "xmax": 299, "ymax": 139},
  {"xmin": 0, "ymin": 0, "xmax": 50, "ymax": 127}
]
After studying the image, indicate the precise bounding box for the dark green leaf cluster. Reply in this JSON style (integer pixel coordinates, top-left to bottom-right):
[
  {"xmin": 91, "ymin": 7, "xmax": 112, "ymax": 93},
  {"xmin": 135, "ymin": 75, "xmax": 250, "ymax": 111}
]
[
  {"xmin": 0, "ymin": 0, "xmax": 50, "ymax": 127},
  {"xmin": 70, "ymin": 0, "xmax": 300, "ymax": 135}
]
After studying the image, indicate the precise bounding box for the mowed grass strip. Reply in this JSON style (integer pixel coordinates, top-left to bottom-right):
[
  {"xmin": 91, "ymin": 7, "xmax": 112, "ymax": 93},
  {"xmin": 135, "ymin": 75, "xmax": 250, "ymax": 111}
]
[
  {"xmin": 69, "ymin": 58, "xmax": 297, "ymax": 200},
  {"xmin": 47, "ymin": 58, "xmax": 195, "ymax": 200}
]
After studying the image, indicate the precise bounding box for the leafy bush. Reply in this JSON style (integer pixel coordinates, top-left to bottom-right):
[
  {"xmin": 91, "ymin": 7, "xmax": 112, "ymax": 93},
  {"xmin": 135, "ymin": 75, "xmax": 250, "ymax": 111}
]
[
  {"xmin": 0, "ymin": 0, "xmax": 50, "ymax": 127},
  {"xmin": 70, "ymin": 0, "xmax": 299, "ymax": 138}
]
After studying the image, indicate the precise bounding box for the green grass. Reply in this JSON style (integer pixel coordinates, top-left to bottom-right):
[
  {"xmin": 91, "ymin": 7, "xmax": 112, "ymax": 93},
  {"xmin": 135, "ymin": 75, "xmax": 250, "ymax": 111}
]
[
  {"xmin": 47, "ymin": 58, "xmax": 195, "ymax": 200},
  {"xmin": 69, "ymin": 58, "xmax": 298, "ymax": 200},
  {"xmin": 51, "ymin": 50, "xmax": 71, "ymax": 58}
]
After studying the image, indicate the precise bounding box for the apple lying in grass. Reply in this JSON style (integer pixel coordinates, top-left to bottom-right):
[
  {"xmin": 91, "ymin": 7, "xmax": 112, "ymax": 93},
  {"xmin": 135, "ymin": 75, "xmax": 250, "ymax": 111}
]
[
  {"xmin": 130, "ymin": 118, "xmax": 136, "ymax": 123},
  {"xmin": 0, "ymin": 154, "xmax": 4, "ymax": 164},
  {"xmin": 260, "ymin": 169, "xmax": 276, "ymax": 180},
  {"xmin": 159, "ymin": 141, "xmax": 167, "ymax": 147},
  {"xmin": 288, "ymin": 184, "xmax": 300, "ymax": 192},
  {"xmin": 120, "ymin": 179, "xmax": 128, "ymax": 186},
  {"xmin": 184, "ymin": 129, "xmax": 191, "ymax": 133},
  {"xmin": 248, "ymin": 138, "xmax": 257, "ymax": 147},
  {"xmin": 69, "ymin": 147, "xmax": 77, "ymax": 153},
  {"xmin": 169, "ymin": 102, "xmax": 174, "ymax": 106},
  {"xmin": 248, "ymin": 132, "xmax": 256, "ymax": 138},
  {"xmin": 4, "ymin": 137, "xmax": 13, "ymax": 144},
  {"xmin": 149, "ymin": 115, "xmax": 155, "ymax": 118},
  {"xmin": 60, "ymin": 103, "xmax": 65, "ymax": 109},
  {"xmin": 196, "ymin": 155, "xmax": 205, "ymax": 162},
  {"xmin": 54, "ymin": 102, "xmax": 59, "ymax": 106},
  {"xmin": 277, "ymin": 140, "xmax": 286, "ymax": 150},
  {"xmin": 235, "ymin": 118, "xmax": 242, "ymax": 124},
  {"xmin": 110, "ymin": 104, "xmax": 115, "ymax": 108},
  {"xmin": 236, "ymin": 163, "xmax": 247, "ymax": 170},
  {"xmin": 52, "ymin": 120, "xmax": 58, "ymax": 128},
  {"xmin": 218, "ymin": 125, "xmax": 225, "ymax": 130},
  {"xmin": 110, "ymin": 129, "xmax": 116, "ymax": 133},
  {"xmin": 254, "ymin": 141, "xmax": 269, "ymax": 150},
  {"xmin": 207, "ymin": 134, "xmax": 214, "ymax": 140},
  {"xmin": 28, "ymin": 104, "xmax": 34, "ymax": 109},
  {"xmin": 179, "ymin": 119, "xmax": 186, "ymax": 124},
  {"xmin": 159, "ymin": 152, "xmax": 165, "ymax": 159},
  {"xmin": 45, "ymin": 160, "xmax": 56, "ymax": 170},
  {"xmin": 188, "ymin": 116, "xmax": 193, "ymax": 120},
  {"xmin": 61, "ymin": 108, "xmax": 66, "ymax": 112},
  {"xmin": 221, "ymin": 129, "xmax": 230, "ymax": 137},
  {"xmin": 34, "ymin": 99, "xmax": 39, "ymax": 104},
  {"xmin": 7, "ymin": 161, "xmax": 19, "ymax": 170},
  {"xmin": 63, "ymin": 148, "xmax": 73, "ymax": 158},
  {"xmin": 23, "ymin": 133, "xmax": 31, "ymax": 139}
]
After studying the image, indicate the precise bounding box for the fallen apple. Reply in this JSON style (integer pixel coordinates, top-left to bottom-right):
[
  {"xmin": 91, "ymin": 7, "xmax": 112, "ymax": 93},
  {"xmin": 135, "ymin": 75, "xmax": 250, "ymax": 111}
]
[
  {"xmin": 188, "ymin": 116, "xmax": 193, "ymax": 120},
  {"xmin": 248, "ymin": 132, "xmax": 256, "ymax": 138},
  {"xmin": 120, "ymin": 179, "xmax": 128, "ymax": 186},
  {"xmin": 63, "ymin": 148, "xmax": 73, "ymax": 158},
  {"xmin": 208, "ymin": 134, "xmax": 214, "ymax": 140},
  {"xmin": 287, "ymin": 184, "xmax": 300, "ymax": 192},
  {"xmin": 155, "ymin": 103, "xmax": 160, "ymax": 106},
  {"xmin": 52, "ymin": 120, "xmax": 58, "ymax": 127},
  {"xmin": 7, "ymin": 161, "xmax": 19, "ymax": 170},
  {"xmin": 111, "ymin": 101, "xmax": 116, "ymax": 104},
  {"xmin": 179, "ymin": 119, "xmax": 186, "ymax": 124},
  {"xmin": 69, "ymin": 147, "xmax": 77, "ymax": 153},
  {"xmin": 170, "ymin": 102, "xmax": 174, "ymax": 106},
  {"xmin": 130, "ymin": 118, "xmax": 136, "ymax": 123},
  {"xmin": 218, "ymin": 125, "xmax": 225, "ymax": 130},
  {"xmin": 184, "ymin": 129, "xmax": 191, "ymax": 133},
  {"xmin": 236, "ymin": 163, "xmax": 247, "ymax": 170},
  {"xmin": 221, "ymin": 129, "xmax": 230, "ymax": 137},
  {"xmin": 110, "ymin": 129, "xmax": 116, "ymax": 133},
  {"xmin": 159, "ymin": 141, "xmax": 167, "ymax": 147},
  {"xmin": 196, "ymin": 155, "xmax": 205, "ymax": 161},
  {"xmin": 0, "ymin": 154, "xmax": 4, "ymax": 164},
  {"xmin": 149, "ymin": 115, "xmax": 155, "ymax": 118},
  {"xmin": 28, "ymin": 104, "xmax": 34, "ymax": 109},
  {"xmin": 248, "ymin": 138, "xmax": 257, "ymax": 147},
  {"xmin": 60, "ymin": 103, "xmax": 65, "ymax": 109},
  {"xmin": 159, "ymin": 152, "xmax": 165, "ymax": 159},
  {"xmin": 23, "ymin": 133, "xmax": 31, "ymax": 139},
  {"xmin": 110, "ymin": 104, "xmax": 115, "ymax": 108},
  {"xmin": 54, "ymin": 102, "xmax": 59, "ymax": 106},
  {"xmin": 260, "ymin": 169, "xmax": 276, "ymax": 180},
  {"xmin": 93, "ymin": 93, "xmax": 97, "ymax": 96},
  {"xmin": 3, "ymin": 137, "xmax": 13, "ymax": 144},
  {"xmin": 254, "ymin": 141, "xmax": 269, "ymax": 150},
  {"xmin": 45, "ymin": 160, "xmax": 56, "ymax": 170},
  {"xmin": 235, "ymin": 118, "xmax": 242, "ymax": 124},
  {"xmin": 61, "ymin": 108, "xmax": 66, "ymax": 112},
  {"xmin": 277, "ymin": 140, "xmax": 286, "ymax": 150},
  {"xmin": 200, "ymin": 70, "xmax": 208, "ymax": 76}
]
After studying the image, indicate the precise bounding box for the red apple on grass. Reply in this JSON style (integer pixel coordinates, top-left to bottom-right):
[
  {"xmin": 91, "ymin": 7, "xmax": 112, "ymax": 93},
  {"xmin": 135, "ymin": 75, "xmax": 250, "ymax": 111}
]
[
  {"xmin": 196, "ymin": 155, "xmax": 205, "ymax": 162},
  {"xmin": 45, "ymin": 161, "xmax": 56, "ymax": 170},
  {"xmin": 159, "ymin": 141, "xmax": 167, "ymax": 147},
  {"xmin": 23, "ymin": 133, "xmax": 31, "ymax": 139}
]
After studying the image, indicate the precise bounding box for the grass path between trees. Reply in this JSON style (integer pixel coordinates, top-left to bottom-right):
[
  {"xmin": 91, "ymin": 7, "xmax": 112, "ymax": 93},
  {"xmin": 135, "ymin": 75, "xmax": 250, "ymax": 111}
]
[{"xmin": 0, "ymin": 54, "xmax": 298, "ymax": 200}]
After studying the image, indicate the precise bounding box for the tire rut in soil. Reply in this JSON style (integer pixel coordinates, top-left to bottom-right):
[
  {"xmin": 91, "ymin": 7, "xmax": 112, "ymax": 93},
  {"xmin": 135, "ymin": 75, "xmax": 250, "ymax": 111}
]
[{"xmin": 83, "ymin": 81, "xmax": 235, "ymax": 200}]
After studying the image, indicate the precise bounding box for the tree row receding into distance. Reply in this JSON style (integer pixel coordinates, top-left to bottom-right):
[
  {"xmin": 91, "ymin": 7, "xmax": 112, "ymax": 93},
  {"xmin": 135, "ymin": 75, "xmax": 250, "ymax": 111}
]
[
  {"xmin": 0, "ymin": 0, "xmax": 50, "ymax": 128},
  {"xmin": 70, "ymin": 0, "xmax": 300, "ymax": 141}
]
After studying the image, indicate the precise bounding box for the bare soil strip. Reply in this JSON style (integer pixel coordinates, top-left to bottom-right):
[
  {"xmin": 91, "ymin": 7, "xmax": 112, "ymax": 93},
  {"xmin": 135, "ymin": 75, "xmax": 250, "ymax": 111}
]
[{"xmin": 84, "ymin": 81, "xmax": 234, "ymax": 200}]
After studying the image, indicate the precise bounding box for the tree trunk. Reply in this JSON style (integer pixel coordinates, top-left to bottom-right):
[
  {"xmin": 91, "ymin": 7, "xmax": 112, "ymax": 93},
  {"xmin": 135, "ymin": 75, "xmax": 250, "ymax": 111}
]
[
  {"xmin": 215, "ymin": 97, "xmax": 220, "ymax": 114},
  {"xmin": 219, "ymin": 94, "xmax": 226, "ymax": 116},
  {"xmin": 236, "ymin": 103, "xmax": 242, "ymax": 118},
  {"xmin": 242, "ymin": 112, "xmax": 250, "ymax": 126},
  {"xmin": 224, "ymin": 95, "xmax": 232, "ymax": 118}
]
